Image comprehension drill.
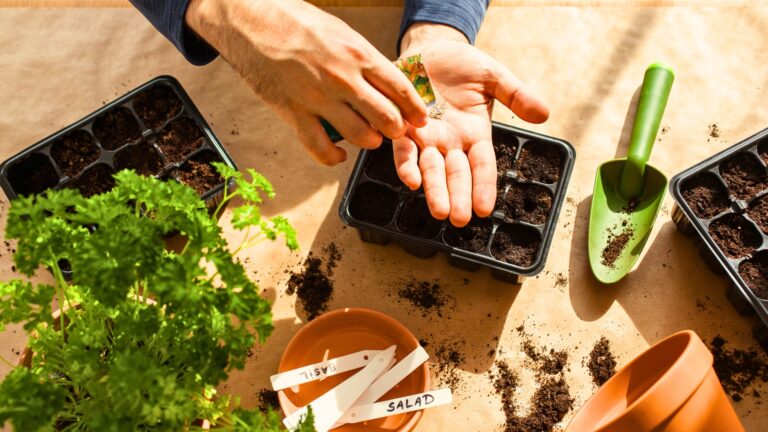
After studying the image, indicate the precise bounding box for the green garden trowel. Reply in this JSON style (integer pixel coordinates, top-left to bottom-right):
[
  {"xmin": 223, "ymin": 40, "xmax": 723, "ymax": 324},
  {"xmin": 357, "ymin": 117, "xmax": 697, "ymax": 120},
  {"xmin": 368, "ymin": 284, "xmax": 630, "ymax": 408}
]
[{"xmin": 588, "ymin": 63, "xmax": 674, "ymax": 284}]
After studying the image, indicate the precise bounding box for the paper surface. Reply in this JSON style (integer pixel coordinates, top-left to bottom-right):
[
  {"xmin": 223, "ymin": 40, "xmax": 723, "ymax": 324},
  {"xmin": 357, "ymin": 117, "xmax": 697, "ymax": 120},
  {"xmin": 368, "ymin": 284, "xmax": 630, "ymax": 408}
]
[{"xmin": 0, "ymin": 6, "xmax": 767, "ymax": 431}]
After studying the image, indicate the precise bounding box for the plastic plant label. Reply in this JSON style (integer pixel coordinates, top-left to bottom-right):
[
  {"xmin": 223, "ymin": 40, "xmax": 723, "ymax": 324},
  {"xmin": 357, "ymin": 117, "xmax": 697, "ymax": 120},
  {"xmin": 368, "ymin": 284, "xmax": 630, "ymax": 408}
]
[
  {"xmin": 270, "ymin": 349, "xmax": 383, "ymax": 391},
  {"xmin": 340, "ymin": 388, "xmax": 453, "ymax": 424}
]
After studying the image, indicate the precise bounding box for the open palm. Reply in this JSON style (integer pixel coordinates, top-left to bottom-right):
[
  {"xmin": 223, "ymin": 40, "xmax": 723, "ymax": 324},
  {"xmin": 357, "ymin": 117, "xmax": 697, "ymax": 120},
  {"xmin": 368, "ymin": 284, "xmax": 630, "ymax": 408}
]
[{"xmin": 393, "ymin": 39, "xmax": 549, "ymax": 227}]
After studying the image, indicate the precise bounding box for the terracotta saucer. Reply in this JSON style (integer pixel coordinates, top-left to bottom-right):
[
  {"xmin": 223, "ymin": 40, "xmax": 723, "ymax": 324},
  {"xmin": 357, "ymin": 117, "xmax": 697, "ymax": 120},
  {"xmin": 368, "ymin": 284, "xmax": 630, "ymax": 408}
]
[{"xmin": 278, "ymin": 307, "xmax": 429, "ymax": 431}]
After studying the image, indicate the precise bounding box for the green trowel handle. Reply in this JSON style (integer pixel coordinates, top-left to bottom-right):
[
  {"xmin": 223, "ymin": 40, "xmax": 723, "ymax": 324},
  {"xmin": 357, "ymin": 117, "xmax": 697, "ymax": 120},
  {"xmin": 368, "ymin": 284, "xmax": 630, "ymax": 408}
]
[
  {"xmin": 618, "ymin": 63, "xmax": 675, "ymax": 199},
  {"xmin": 321, "ymin": 118, "xmax": 344, "ymax": 143}
]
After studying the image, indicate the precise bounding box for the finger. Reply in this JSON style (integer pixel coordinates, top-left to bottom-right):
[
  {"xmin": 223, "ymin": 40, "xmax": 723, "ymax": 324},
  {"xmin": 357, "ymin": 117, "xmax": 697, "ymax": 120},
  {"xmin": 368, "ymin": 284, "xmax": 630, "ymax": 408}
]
[
  {"xmin": 467, "ymin": 139, "xmax": 497, "ymax": 217},
  {"xmin": 350, "ymin": 82, "xmax": 407, "ymax": 139},
  {"xmin": 419, "ymin": 146, "xmax": 450, "ymax": 220},
  {"xmin": 364, "ymin": 61, "xmax": 428, "ymax": 128},
  {"xmin": 393, "ymin": 135, "xmax": 421, "ymax": 190},
  {"xmin": 490, "ymin": 59, "xmax": 550, "ymax": 124},
  {"xmin": 323, "ymin": 104, "xmax": 383, "ymax": 150},
  {"xmin": 445, "ymin": 149, "xmax": 473, "ymax": 227},
  {"xmin": 293, "ymin": 114, "xmax": 347, "ymax": 166}
]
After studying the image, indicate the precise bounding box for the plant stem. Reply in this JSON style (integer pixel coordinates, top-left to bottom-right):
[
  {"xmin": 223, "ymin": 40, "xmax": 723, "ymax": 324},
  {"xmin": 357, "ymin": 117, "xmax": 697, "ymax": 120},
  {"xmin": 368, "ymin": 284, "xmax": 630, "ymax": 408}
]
[{"xmin": 213, "ymin": 181, "xmax": 232, "ymax": 221}]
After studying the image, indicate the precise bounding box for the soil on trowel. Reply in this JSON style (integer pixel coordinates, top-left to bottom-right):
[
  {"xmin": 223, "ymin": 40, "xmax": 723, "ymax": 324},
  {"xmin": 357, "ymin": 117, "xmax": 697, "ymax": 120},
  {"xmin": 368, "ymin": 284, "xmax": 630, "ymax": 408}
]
[
  {"xmin": 587, "ymin": 337, "xmax": 617, "ymax": 386},
  {"xmin": 719, "ymin": 152, "xmax": 767, "ymax": 200},
  {"xmin": 286, "ymin": 243, "xmax": 341, "ymax": 321},
  {"xmin": 739, "ymin": 252, "xmax": 768, "ymax": 299},
  {"xmin": 708, "ymin": 214, "xmax": 761, "ymax": 259},
  {"xmin": 92, "ymin": 107, "xmax": 142, "ymax": 150},
  {"xmin": 490, "ymin": 224, "xmax": 541, "ymax": 267},
  {"xmin": 50, "ymin": 130, "xmax": 100, "ymax": 176},
  {"xmin": 349, "ymin": 181, "xmax": 398, "ymax": 226},
  {"xmin": 444, "ymin": 217, "xmax": 493, "ymax": 253},
  {"xmin": 748, "ymin": 194, "xmax": 768, "ymax": 235},
  {"xmin": 500, "ymin": 183, "xmax": 553, "ymax": 224},
  {"xmin": 709, "ymin": 335, "xmax": 768, "ymax": 402},
  {"xmin": 601, "ymin": 227, "xmax": 634, "ymax": 268},
  {"xmin": 516, "ymin": 142, "xmax": 564, "ymax": 184},
  {"xmin": 394, "ymin": 278, "xmax": 455, "ymax": 317},
  {"xmin": 396, "ymin": 196, "xmax": 442, "ymax": 238},
  {"xmin": 681, "ymin": 173, "xmax": 730, "ymax": 219}
]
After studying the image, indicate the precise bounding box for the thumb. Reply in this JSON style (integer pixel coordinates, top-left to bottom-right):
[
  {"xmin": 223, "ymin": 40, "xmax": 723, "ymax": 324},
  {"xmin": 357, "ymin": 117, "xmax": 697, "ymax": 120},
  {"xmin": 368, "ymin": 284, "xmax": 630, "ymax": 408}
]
[{"xmin": 490, "ymin": 59, "xmax": 550, "ymax": 124}]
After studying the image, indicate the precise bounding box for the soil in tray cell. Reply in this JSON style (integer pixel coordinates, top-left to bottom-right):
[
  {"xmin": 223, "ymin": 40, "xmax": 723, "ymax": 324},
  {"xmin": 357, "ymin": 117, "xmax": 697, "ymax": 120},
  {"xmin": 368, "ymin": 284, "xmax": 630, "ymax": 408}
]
[
  {"xmin": 500, "ymin": 183, "xmax": 553, "ymax": 224},
  {"xmin": 364, "ymin": 142, "xmax": 402, "ymax": 186},
  {"xmin": 132, "ymin": 85, "xmax": 183, "ymax": 129},
  {"xmin": 396, "ymin": 196, "xmax": 442, "ymax": 238},
  {"xmin": 444, "ymin": 217, "xmax": 493, "ymax": 253},
  {"xmin": 739, "ymin": 251, "xmax": 768, "ymax": 299},
  {"xmin": 65, "ymin": 164, "xmax": 115, "ymax": 197},
  {"xmin": 349, "ymin": 181, "xmax": 398, "ymax": 226},
  {"xmin": 114, "ymin": 141, "xmax": 163, "ymax": 177},
  {"xmin": 7, "ymin": 153, "xmax": 59, "ymax": 196},
  {"xmin": 748, "ymin": 194, "xmax": 768, "ymax": 234},
  {"xmin": 493, "ymin": 132, "xmax": 518, "ymax": 176},
  {"xmin": 490, "ymin": 223, "xmax": 541, "ymax": 267},
  {"xmin": 758, "ymin": 138, "xmax": 768, "ymax": 166},
  {"xmin": 174, "ymin": 150, "xmax": 224, "ymax": 195},
  {"xmin": 92, "ymin": 107, "xmax": 142, "ymax": 150},
  {"xmin": 708, "ymin": 214, "xmax": 762, "ymax": 258},
  {"xmin": 50, "ymin": 130, "xmax": 100, "ymax": 177},
  {"xmin": 157, "ymin": 117, "xmax": 206, "ymax": 163},
  {"xmin": 681, "ymin": 172, "xmax": 730, "ymax": 219},
  {"xmin": 517, "ymin": 141, "xmax": 565, "ymax": 184},
  {"xmin": 719, "ymin": 152, "xmax": 767, "ymax": 200}
]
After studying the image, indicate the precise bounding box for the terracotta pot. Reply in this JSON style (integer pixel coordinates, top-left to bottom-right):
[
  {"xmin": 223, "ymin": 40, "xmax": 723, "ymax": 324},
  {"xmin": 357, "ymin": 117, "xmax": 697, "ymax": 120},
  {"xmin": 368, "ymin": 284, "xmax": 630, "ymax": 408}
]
[{"xmin": 566, "ymin": 330, "xmax": 743, "ymax": 432}]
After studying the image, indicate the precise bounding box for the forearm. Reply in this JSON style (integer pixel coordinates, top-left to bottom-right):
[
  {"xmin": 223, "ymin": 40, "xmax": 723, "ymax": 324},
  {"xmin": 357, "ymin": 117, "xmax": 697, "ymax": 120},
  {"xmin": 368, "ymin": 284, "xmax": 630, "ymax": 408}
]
[
  {"xmin": 400, "ymin": 23, "xmax": 468, "ymax": 56},
  {"xmin": 399, "ymin": 0, "xmax": 489, "ymax": 52}
]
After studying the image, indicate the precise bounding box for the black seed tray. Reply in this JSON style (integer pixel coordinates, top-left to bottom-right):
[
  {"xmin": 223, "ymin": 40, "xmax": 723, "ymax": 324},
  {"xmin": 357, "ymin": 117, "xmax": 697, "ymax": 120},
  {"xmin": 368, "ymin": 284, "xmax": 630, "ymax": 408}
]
[
  {"xmin": 670, "ymin": 127, "xmax": 768, "ymax": 349},
  {"xmin": 339, "ymin": 122, "xmax": 575, "ymax": 284}
]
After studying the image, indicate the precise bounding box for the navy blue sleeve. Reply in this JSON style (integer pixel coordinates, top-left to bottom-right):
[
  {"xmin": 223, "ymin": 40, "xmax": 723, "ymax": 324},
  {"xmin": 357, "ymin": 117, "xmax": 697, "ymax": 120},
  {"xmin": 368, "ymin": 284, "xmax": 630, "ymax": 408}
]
[
  {"xmin": 399, "ymin": 0, "xmax": 490, "ymax": 48},
  {"xmin": 129, "ymin": 0, "xmax": 218, "ymax": 66}
]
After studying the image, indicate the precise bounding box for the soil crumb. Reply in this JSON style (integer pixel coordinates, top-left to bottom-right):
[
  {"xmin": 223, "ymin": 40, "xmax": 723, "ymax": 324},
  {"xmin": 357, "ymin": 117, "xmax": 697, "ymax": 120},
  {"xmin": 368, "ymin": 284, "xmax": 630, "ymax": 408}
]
[
  {"xmin": 601, "ymin": 227, "xmax": 634, "ymax": 268},
  {"xmin": 554, "ymin": 273, "xmax": 568, "ymax": 290},
  {"xmin": 710, "ymin": 335, "xmax": 768, "ymax": 402},
  {"xmin": 256, "ymin": 389, "xmax": 280, "ymax": 413},
  {"xmin": 286, "ymin": 243, "xmax": 342, "ymax": 320},
  {"xmin": 394, "ymin": 278, "xmax": 455, "ymax": 317},
  {"xmin": 522, "ymin": 340, "xmax": 568, "ymax": 375},
  {"xmin": 587, "ymin": 337, "xmax": 617, "ymax": 386},
  {"xmin": 709, "ymin": 123, "xmax": 721, "ymax": 138},
  {"xmin": 433, "ymin": 342, "xmax": 465, "ymax": 393}
]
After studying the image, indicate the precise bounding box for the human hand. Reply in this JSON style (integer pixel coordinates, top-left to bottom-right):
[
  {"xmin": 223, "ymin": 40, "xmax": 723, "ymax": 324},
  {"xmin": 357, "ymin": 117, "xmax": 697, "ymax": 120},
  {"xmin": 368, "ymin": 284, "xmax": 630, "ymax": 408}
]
[
  {"xmin": 395, "ymin": 23, "xmax": 549, "ymax": 227},
  {"xmin": 186, "ymin": 0, "xmax": 428, "ymax": 165}
]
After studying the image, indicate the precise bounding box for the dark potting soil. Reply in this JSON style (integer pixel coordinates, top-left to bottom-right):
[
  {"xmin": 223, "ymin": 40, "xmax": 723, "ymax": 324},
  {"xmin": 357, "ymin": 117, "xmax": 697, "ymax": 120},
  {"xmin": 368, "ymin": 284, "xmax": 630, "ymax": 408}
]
[
  {"xmin": 709, "ymin": 335, "xmax": 768, "ymax": 402},
  {"xmin": 720, "ymin": 152, "xmax": 767, "ymax": 200},
  {"xmin": 66, "ymin": 164, "xmax": 115, "ymax": 197},
  {"xmin": 114, "ymin": 141, "xmax": 163, "ymax": 176},
  {"xmin": 286, "ymin": 243, "xmax": 341, "ymax": 321},
  {"xmin": 517, "ymin": 142, "xmax": 564, "ymax": 184},
  {"xmin": 601, "ymin": 227, "xmax": 634, "ymax": 268},
  {"xmin": 257, "ymin": 388, "xmax": 280, "ymax": 413},
  {"xmin": 395, "ymin": 278, "xmax": 455, "ymax": 317},
  {"xmin": 587, "ymin": 337, "xmax": 617, "ymax": 386},
  {"xmin": 50, "ymin": 130, "xmax": 99, "ymax": 177},
  {"xmin": 739, "ymin": 252, "xmax": 768, "ymax": 299},
  {"xmin": 490, "ymin": 224, "xmax": 541, "ymax": 267},
  {"xmin": 522, "ymin": 340, "xmax": 568, "ymax": 375},
  {"xmin": 758, "ymin": 139, "xmax": 768, "ymax": 166},
  {"xmin": 708, "ymin": 214, "xmax": 761, "ymax": 259},
  {"xmin": 681, "ymin": 173, "xmax": 730, "ymax": 219},
  {"xmin": 501, "ymin": 183, "xmax": 553, "ymax": 224},
  {"xmin": 748, "ymin": 195, "xmax": 768, "ymax": 234},
  {"xmin": 7, "ymin": 153, "xmax": 59, "ymax": 196},
  {"xmin": 444, "ymin": 217, "xmax": 493, "ymax": 253},
  {"xmin": 156, "ymin": 117, "xmax": 205, "ymax": 163},
  {"xmin": 174, "ymin": 150, "xmax": 223, "ymax": 195},
  {"xmin": 349, "ymin": 181, "xmax": 398, "ymax": 226},
  {"xmin": 92, "ymin": 107, "xmax": 142, "ymax": 150},
  {"xmin": 433, "ymin": 342, "xmax": 465, "ymax": 393},
  {"xmin": 396, "ymin": 196, "xmax": 442, "ymax": 238},
  {"xmin": 132, "ymin": 85, "xmax": 183, "ymax": 129},
  {"xmin": 494, "ymin": 137, "xmax": 518, "ymax": 176},
  {"xmin": 364, "ymin": 142, "xmax": 402, "ymax": 186}
]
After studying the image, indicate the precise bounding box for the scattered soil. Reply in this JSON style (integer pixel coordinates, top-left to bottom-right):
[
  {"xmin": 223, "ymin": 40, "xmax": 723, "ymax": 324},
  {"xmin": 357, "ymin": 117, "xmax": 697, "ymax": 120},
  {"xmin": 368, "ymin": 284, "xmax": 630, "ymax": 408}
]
[
  {"xmin": 554, "ymin": 273, "xmax": 568, "ymax": 289},
  {"xmin": 601, "ymin": 227, "xmax": 634, "ymax": 268},
  {"xmin": 522, "ymin": 340, "xmax": 568, "ymax": 375},
  {"xmin": 7, "ymin": 153, "xmax": 59, "ymax": 196},
  {"xmin": 739, "ymin": 252, "xmax": 768, "ymax": 299},
  {"xmin": 708, "ymin": 214, "xmax": 761, "ymax": 258},
  {"xmin": 501, "ymin": 183, "xmax": 553, "ymax": 224},
  {"xmin": 517, "ymin": 142, "xmax": 564, "ymax": 184},
  {"xmin": 709, "ymin": 123, "xmax": 721, "ymax": 139},
  {"xmin": 174, "ymin": 150, "xmax": 223, "ymax": 195},
  {"xmin": 720, "ymin": 152, "xmax": 767, "ymax": 200},
  {"xmin": 364, "ymin": 142, "xmax": 401, "ymax": 186},
  {"xmin": 681, "ymin": 173, "xmax": 730, "ymax": 219},
  {"xmin": 490, "ymin": 224, "xmax": 541, "ymax": 267},
  {"xmin": 92, "ymin": 107, "xmax": 142, "ymax": 150},
  {"xmin": 349, "ymin": 181, "xmax": 398, "ymax": 226},
  {"xmin": 709, "ymin": 335, "xmax": 768, "ymax": 402},
  {"xmin": 433, "ymin": 342, "xmax": 465, "ymax": 393},
  {"xmin": 65, "ymin": 164, "xmax": 115, "ymax": 197},
  {"xmin": 256, "ymin": 389, "xmax": 280, "ymax": 413},
  {"xmin": 50, "ymin": 130, "xmax": 100, "ymax": 177},
  {"xmin": 587, "ymin": 337, "xmax": 617, "ymax": 386},
  {"xmin": 444, "ymin": 217, "xmax": 493, "ymax": 253},
  {"xmin": 748, "ymin": 195, "xmax": 768, "ymax": 234},
  {"xmin": 156, "ymin": 117, "xmax": 205, "ymax": 163},
  {"xmin": 132, "ymin": 85, "xmax": 183, "ymax": 129},
  {"xmin": 113, "ymin": 141, "xmax": 163, "ymax": 176},
  {"xmin": 494, "ymin": 136, "xmax": 518, "ymax": 176},
  {"xmin": 286, "ymin": 243, "xmax": 341, "ymax": 321},
  {"xmin": 758, "ymin": 139, "xmax": 768, "ymax": 166},
  {"xmin": 394, "ymin": 278, "xmax": 455, "ymax": 317},
  {"xmin": 396, "ymin": 196, "xmax": 442, "ymax": 238}
]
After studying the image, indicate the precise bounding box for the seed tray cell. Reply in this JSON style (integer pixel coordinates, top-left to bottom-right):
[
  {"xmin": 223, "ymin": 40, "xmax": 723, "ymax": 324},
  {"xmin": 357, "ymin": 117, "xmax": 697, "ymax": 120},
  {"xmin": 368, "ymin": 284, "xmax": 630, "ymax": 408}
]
[{"xmin": 339, "ymin": 122, "xmax": 575, "ymax": 283}]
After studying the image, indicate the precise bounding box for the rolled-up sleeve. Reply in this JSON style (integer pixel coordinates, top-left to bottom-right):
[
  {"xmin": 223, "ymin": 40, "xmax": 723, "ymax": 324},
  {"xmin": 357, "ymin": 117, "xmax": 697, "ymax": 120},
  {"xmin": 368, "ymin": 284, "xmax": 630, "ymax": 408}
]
[{"xmin": 399, "ymin": 0, "xmax": 490, "ymax": 47}]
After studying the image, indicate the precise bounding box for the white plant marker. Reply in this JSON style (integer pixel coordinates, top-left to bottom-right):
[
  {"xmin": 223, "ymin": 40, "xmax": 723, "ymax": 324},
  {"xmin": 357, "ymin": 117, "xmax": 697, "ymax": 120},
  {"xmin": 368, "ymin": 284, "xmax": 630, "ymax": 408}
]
[
  {"xmin": 341, "ymin": 388, "xmax": 453, "ymax": 424},
  {"xmin": 282, "ymin": 346, "xmax": 396, "ymax": 432},
  {"xmin": 270, "ymin": 350, "xmax": 383, "ymax": 390}
]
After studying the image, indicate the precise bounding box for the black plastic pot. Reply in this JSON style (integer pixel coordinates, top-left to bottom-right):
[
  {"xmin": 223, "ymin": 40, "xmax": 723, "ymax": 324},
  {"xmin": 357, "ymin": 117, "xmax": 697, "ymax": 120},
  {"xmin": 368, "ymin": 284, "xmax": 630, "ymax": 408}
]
[
  {"xmin": 339, "ymin": 122, "xmax": 575, "ymax": 283},
  {"xmin": 0, "ymin": 76, "xmax": 237, "ymax": 277},
  {"xmin": 670, "ymin": 127, "xmax": 768, "ymax": 350}
]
